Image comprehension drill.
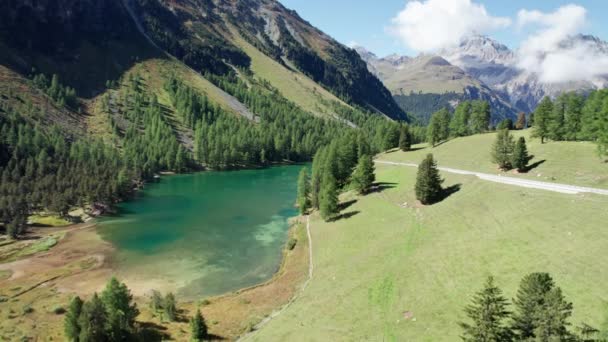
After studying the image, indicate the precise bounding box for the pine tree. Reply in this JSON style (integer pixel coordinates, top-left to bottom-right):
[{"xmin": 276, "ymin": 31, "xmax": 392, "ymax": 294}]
[
  {"xmin": 532, "ymin": 97, "xmax": 553, "ymax": 144},
  {"xmin": 297, "ymin": 168, "xmax": 311, "ymax": 214},
  {"xmin": 515, "ymin": 112, "xmax": 526, "ymax": 130},
  {"xmin": 415, "ymin": 154, "xmax": 444, "ymax": 205},
  {"xmin": 351, "ymin": 154, "xmax": 375, "ymax": 195},
  {"xmin": 511, "ymin": 273, "xmax": 562, "ymax": 340},
  {"xmin": 64, "ymin": 296, "xmax": 83, "ymax": 342},
  {"xmin": 101, "ymin": 277, "xmax": 139, "ymax": 340},
  {"xmin": 399, "ymin": 126, "xmax": 412, "ymax": 152},
  {"xmin": 450, "ymin": 101, "xmax": 472, "ymax": 137},
  {"xmin": 191, "ymin": 309, "xmax": 208, "ymax": 342},
  {"xmin": 319, "ymin": 170, "xmax": 338, "ymax": 221},
  {"xmin": 533, "ymin": 287, "xmax": 574, "ymax": 341},
  {"xmin": 459, "ymin": 276, "xmax": 513, "ymax": 342},
  {"xmin": 470, "ymin": 100, "xmax": 491, "ymax": 134},
  {"xmin": 164, "ymin": 292, "xmax": 177, "ymax": 322},
  {"xmin": 428, "ymin": 109, "xmax": 450, "ymax": 147},
  {"xmin": 78, "ymin": 293, "xmax": 107, "ymax": 342},
  {"xmin": 512, "ymin": 137, "xmax": 529, "ymax": 172},
  {"xmin": 491, "ymin": 129, "xmax": 515, "ymax": 170}
]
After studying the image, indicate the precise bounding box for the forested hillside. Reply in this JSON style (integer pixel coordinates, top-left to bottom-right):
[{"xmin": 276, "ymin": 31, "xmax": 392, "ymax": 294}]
[{"xmin": 0, "ymin": 0, "xmax": 406, "ymax": 237}]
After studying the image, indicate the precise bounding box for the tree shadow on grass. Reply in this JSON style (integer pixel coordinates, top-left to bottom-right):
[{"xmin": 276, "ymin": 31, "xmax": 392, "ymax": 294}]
[
  {"xmin": 338, "ymin": 199, "xmax": 357, "ymax": 212},
  {"xmin": 137, "ymin": 322, "xmax": 171, "ymax": 341},
  {"xmin": 369, "ymin": 182, "xmax": 397, "ymax": 194},
  {"xmin": 437, "ymin": 184, "xmax": 462, "ymax": 202},
  {"xmin": 404, "ymin": 147, "xmax": 426, "ymax": 152},
  {"xmin": 330, "ymin": 211, "xmax": 361, "ymax": 222},
  {"xmin": 524, "ymin": 159, "xmax": 546, "ymax": 173}
]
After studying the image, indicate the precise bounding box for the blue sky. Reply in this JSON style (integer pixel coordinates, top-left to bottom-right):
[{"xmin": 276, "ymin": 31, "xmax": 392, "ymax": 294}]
[{"xmin": 278, "ymin": 0, "xmax": 608, "ymax": 57}]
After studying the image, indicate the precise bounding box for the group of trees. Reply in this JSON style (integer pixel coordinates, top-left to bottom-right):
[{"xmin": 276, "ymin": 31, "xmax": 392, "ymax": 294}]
[
  {"xmin": 64, "ymin": 277, "xmax": 140, "ymax": 341},
  {"xmin": 532, "ymin": 91, "xmax": 608, "ymax": 157},
  {"xmin": 427, "ymin": 100, "xmax": 491, "ymax": 146},
  {"xmin": 64, "ymin": 278, "xmax": 209, "ymax": 341},
  {"xmin": 492, "ymin": 130, "xmax": 530, "ymax": 171},
  {"xmin": 297, "ymin": 132, "xmax": 376, "ymax": 220},
  {"xmin": 32, "ymin": 73, "xmax": 78, "ymax": 108},
  {"xmin": 461, "ymin": 273, "xmax": 605, "ymax": 341}
]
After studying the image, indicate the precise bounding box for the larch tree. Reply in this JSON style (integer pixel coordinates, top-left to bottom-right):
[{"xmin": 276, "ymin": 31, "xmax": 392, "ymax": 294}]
[
  {"xmin": 297, "ymin": 168, "xmax": 311, "ymax": 214},
  {"xmin": 532, "ymin": 97, "xmax": 554, "ymax": 144},
  {"xmin": 491, "ymin": 129, "xmax": 515, "ymax": 170},
  {"xmin": 101, "ymin": 277, "xmax": 139, "ymax": 340},
  {"xmin": 512, "ymin": 137, "xmax": 529, "ymax": 172},
  {"xmin": 450, "ymin": 101, "xmax": 472, "ymax": 137},
  {"xmin": 64, "ymin": 296, "xmax": 84, "ymax": 342},
  {"xmin": 78, "ymin": 293, "xmax": 107, "ymax": 342},
  {"xmin": 319, "ymin": 170, "xmax": 338, "ymax": 221},
  {"xmin": 459, "ymin": 276, "xmax": 513, "ymax": 342},
  {"xmin": 191, "ymin": 309, "xmax": 208, "ymax": 342},
  {"xmin": 399, "ymin": 125, "xmax": 412, "ymax": 152},
  {"xmin": 470, "ymin": 100, "xmax": 491, "ymax": 134},
  {"xmin": 415, "ymin": 154, "xmax": 444, "ymax": 205},
  {"xmin": 515, "ymin": 112, "xmax": 526, "ymax": 130},
  {"xmin": 351, "ymin": 154, "xmax": 376, "ymax": 195}
]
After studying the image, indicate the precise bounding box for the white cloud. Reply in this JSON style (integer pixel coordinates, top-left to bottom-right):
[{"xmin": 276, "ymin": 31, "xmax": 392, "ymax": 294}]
[
  {"xmin": 389, "ymin": 0, "xmax": 511, "ymax": 52},
  {"xmin": 515, "ymin": 4, "xmax": 608, "ymax": 83}
]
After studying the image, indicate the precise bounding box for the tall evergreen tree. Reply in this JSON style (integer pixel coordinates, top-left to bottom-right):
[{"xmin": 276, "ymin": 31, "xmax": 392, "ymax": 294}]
[
  {"xmin": 399, "ymin": 125, "xmax": 412, "ymax": 152},
  {"xmin": 415, "ymin": 154, "xmax": 444, "ymax": 205},
  {"xmin": 297, "ymin": 168, "xmax": 311, "ymax": 214},
  {"xmin": 511, "ymin": 273, "xmax": 576, "ymax": 340},
  {"xmin": 515, "ymin": 112, "xmax": 527, "ymax": 130},
  {"xmin": 191, "ymin": 309, "xmax": 208, "ymax": 342},
  {"xmin": 450, "ymin": 101, "xmax": 472, "ymax": 137},
  {"xmin": 101, "ymin": 277, "xmax": 139, "ymax": 340},
  {"xmin": 78, "ymin": 293, "xmax": 107, "ymax": 342},
  {"xmin": 64, "ymin": 296, "xmax": 84, "ymax": 342},
  {"xmin": 427, "ymin": 108, "xmax": 450, "ymax": 147},
  {"xmin": 459, "ymin": 276, "xmax": 513, "ymax": 342},
  {"xmin": 532, "ymin": 97, "xmax": 554, "ymax": 144},
  {"xmin": 491, "ymin": 129, "xmax": 516, "ymax": 170},
  {"xmin": 319, "ymin": 171, "xmax": 338, "ymax": 221},
  {"xmin": 351, "ymin": 154, "xmax": 375, "ymax": 195},
  {"xmin": 163, "ymin": 293, "xmax": 177, "ymax": 322},
  {"xmin": 470, "ymin": 100, "xmax": 491, "ymax": 134},
  {"xmin": 512, "ymin": 137, "xmax": 529, "ymax": 172}
]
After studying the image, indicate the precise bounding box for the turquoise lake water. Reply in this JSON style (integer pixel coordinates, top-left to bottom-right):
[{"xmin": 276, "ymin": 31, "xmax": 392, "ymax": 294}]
[{"xmin": 97, "ymin": 165, "xmax": 304, "ymax": 298}]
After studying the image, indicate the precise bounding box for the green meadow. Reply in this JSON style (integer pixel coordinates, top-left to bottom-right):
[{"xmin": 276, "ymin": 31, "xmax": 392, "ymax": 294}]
[{"xmin": 253, "ymin": 135, "xmax": 608, "ymax": 341}]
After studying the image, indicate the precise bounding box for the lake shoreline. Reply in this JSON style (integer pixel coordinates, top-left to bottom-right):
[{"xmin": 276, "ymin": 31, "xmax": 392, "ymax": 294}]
[{"xmin": 0, "ymin": 214, "xmax": 310, "ymax": 340}]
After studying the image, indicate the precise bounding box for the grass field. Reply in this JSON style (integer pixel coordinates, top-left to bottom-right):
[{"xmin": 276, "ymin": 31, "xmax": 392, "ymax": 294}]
[
  {"xmin": 252, "ymin": 162, "xmax": 608, "ymax": 341},
  {"xmin": 379, "ymin": 130, "xmax": 608, "ymax": 189}
]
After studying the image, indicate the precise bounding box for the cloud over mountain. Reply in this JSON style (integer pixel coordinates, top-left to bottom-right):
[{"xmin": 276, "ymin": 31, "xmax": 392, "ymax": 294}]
[
  {"xmin": 389, "ymin": 1, "xmax": 608, "ymax": 85},
  {"xmin": 389, "ymin": 0, "xmax": 511, "ymax": 52}
]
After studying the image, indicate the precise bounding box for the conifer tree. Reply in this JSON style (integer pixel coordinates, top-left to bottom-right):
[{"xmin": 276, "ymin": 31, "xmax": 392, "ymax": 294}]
[
  {"xmin": 399, "ymin": 126, "xmax": 412, "ymax": 152},
  {"xmin": 532, "ymin": 97, "xmax": 553, "ymax": 143},
  {"xmin": 491, "ymin": 129, "xmax": 515, "ymax": 170},
  {"xmin": 470, "ymin": 100, "xmax": 491, "ymax": 134},
  {"xmin": 351, "ymin": 154, "xmax": 375, "ymax": 195},
  {"xmin": 101, "ymin": 277, "xmax": 139, "ymax": 340},
  {"xmin": 191, "ymin": 309, "xmax": 208, "ymax": 342},
  {"xmin": 78, "ymin": 293, "xmax": 107, "ymax": 342},
  {"xmin": 511, "ymin": 273, "xmax": 574, "ymax": 340},
  {"xmin": 64, "ymin": 296, "xmax": 83, "ymax": 342},
  {"xmin": 512, "ymin": 137, "xmax": 529, "ymax": 172},
  {"xmin": 164, "ymin": 292, "xmax": 177, "ymax": 322},
  {"xmin": 515, "ymin": 112, "xmax": 526, "ymax": 130},
  {"xmin": 427, "ymin": 109, "xmax": 450, "ymax": 147},
  {"xmin": 459, "ymin": 276, "xmax": 513, "ymax": 342},
  {"xmin": 415, "ymin": 154, "xmax": 444, "ymax": 205},
  {"xmin": 319, "ymin": 171, "xmax": 338, "ymax": 221},
  {"xmin": 450, "ymin": 101, "xmax": 472, "ymax": 137},
  {"xmin": 297, "ymin": 168, "xmax": 311, "ymax": 214}
]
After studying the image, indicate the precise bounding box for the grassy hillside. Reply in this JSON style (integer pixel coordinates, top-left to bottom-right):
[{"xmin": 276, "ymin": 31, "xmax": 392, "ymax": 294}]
[
  {"xmin": 252, "ymin": 162, "xmax": 608, "ymax": 341},
  {"xmin": 378, "ymin": 130, "xmax": 608, "ymax": 189}
]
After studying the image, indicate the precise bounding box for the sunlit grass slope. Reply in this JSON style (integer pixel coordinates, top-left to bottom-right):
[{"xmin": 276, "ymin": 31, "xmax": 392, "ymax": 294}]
[
  {"xmin": 253, "ymin": 163, "xmax": 608, "ymax": 341},
  {"xmin": 378, "ymin": 129, "xmax": 608, "ymax": 189}
]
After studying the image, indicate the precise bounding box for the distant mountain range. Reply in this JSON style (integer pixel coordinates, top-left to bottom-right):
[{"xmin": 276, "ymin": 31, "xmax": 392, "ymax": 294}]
[{"xmin": 356, "ymin": 34, "xmax": 608, "ymax": 124}]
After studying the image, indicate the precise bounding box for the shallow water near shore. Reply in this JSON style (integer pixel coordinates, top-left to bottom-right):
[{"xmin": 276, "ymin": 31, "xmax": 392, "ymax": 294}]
[{"xmin": 97, "ymin": 165, "xmax": 304, "ymax": 299}]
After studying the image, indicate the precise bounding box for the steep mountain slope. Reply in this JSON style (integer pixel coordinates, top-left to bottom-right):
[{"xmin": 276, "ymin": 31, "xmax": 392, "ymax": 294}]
[
  {"xmin": 357, "ymin": 47, "xmax": 515, "ymax": 124},
  {"xmin": 440, "ymin": 35, "xmax": 608, "ymax": 113}
]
